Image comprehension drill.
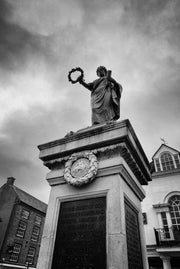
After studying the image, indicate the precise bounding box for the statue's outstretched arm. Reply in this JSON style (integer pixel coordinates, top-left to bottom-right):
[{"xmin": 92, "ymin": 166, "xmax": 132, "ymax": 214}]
[{"xmin": 79, "ymin": 78, "xmax": 92, "ymax": 91}]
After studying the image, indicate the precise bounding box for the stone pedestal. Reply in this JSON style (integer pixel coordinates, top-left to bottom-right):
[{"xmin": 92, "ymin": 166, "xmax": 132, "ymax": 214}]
[{"xmin": 37, "ymin": 119, "xmax": 151, "ymax": 269}]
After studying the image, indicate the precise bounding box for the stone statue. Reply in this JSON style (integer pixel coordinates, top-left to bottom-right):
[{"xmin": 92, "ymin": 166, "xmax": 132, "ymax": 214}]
[{"xmin": 68, "ymin": 66, "xmax": 122, "ymax": 125}]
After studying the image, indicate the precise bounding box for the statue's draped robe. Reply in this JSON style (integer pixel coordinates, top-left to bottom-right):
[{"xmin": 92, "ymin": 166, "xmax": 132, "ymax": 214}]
[{"xmin": 87, "ymin": 77, "xmax": 122, "ymax": 125}]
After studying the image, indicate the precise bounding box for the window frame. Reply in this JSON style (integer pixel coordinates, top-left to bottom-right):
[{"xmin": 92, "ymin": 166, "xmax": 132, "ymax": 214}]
[
  {"xmin": 9, "ymin": 243, "xmax": 22, "ymax": 262},
  {"xmin": 168, "ymin": 195, "xmax": 180, "ymax": 230},
  {"xmin": 21, "ymin": 209, "xmax": 30, "ymax": 220},
  {"xmin": 26, "ymin": 247, "xmax": 36, "ymax": 265},
  {"xmin": 160, "ymin": 212, "xmax": 171, "ymax": 239},
  {"xmin": 161, "ymin": 152, "xmax": 175, "ymax": 171},
  {"xmin": 142, "ymin": 212, "xmax": 148, "ymax": 225},
  {"xmin": 154, "ymin": 151, "xmax": 180, "ymax": 172},
  {"xmin": 16, "ymin": 220, "xmax": 27, "ymax": 238},
  {"xmin": 31, "ymin": 226, "xmax": 40, "ymax": 242},
  {"xmin": 35, "ymin": 215, "xmax": 42, "ymax": 225}
]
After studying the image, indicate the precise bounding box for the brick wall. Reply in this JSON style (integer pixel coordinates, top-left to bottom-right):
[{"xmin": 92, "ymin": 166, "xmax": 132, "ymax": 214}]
[
  {"xmin": 1, "ymin": 203, "xmax": 45, "ymax": 267},
  {"xmin": 0, "ymin": 185, "xmax": 16, "ymax": 253}
]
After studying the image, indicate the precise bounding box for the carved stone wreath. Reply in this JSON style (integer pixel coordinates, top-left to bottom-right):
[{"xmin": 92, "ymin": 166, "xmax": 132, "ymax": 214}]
[
  {"xmin": 64, "ymin": 152, "xmax": 98, "ymax": 186},
  {"xmin": 68, "ymin": 67, "xmax": 84, "ymax": 84}
]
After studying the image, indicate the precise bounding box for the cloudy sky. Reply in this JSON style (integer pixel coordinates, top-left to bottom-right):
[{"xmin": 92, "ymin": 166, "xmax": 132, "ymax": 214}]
[{"xmin": 0, "ymin": 0, "xmax": 180, "ymax": 203}]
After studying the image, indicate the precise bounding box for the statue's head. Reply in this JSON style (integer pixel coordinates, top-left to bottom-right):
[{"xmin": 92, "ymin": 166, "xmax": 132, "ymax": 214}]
[{"xmin": 96, "ymin": 66, "xmax": 107, "ymax": 77}]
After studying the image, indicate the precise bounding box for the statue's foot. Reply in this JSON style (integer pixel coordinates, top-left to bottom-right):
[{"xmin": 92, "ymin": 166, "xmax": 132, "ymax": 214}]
[{"xmin": 64, "ymin": 131, "xmax": 74, "ymax": 137}]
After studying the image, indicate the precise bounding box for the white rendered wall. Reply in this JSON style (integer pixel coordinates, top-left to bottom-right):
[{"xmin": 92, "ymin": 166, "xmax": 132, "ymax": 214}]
[{"xmin": 142, "ymin": 173, "xmax": 180, "ymax": 245}]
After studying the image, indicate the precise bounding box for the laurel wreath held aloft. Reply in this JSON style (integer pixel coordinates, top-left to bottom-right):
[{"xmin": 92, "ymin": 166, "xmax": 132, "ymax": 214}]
[
  {"xmin": 64, "ymin": 152, "xmax": 98, "ymax": 187},
  {"xmin": 68, "ymin": 67, "xmax": 84, "ymax": 84}
]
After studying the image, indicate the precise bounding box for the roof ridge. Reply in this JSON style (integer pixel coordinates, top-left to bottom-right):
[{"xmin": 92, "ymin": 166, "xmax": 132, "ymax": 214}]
[
  {"xmin": 12, "ymin": 185, "xmax": 47, "ymax": 213},
  {"xmin": 13, "ymin": 185, "xmax": 47, "ymax": 205},
  {"xmin": 152, "ymin": 144, "xmax": 179, "ymax": 159}
]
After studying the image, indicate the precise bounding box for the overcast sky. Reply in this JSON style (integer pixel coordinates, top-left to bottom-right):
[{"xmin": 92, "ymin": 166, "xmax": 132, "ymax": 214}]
[{"xmin": 0, "ymin": 0, "xmax": 180, "ymax": 203}]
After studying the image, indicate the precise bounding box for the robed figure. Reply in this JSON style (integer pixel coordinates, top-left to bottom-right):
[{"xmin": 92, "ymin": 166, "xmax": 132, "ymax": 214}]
[{"xmin": 78, "ymin": 66, "xmax": 122, "ymax": 125}]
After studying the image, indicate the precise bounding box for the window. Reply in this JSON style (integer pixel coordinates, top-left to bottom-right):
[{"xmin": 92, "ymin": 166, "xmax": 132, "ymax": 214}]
[
  {"xmin": 142, "ymin": 212, "xmax": 147, "ymax": 224},
  {"xmin": 169, "ymin": 195, "xmax": 180, "ymax": 230},
  {"xmin": 31, "ymin": 226, "xmax": 40, "ymax": 242},
  {"xmin": 9, "ymin": 243, "xmax": 21, "ymax": 262},
  {"xmin": 161, "ymin": 152, "xmax": 175, "ymax": 171},
  {"xmin": 16, "ymin": 221, "xmax": 27, "ymax": 238},
  {"xmin": 26, "ymin": 247, "xmax": 36, "ymax": 265},
  {"xmin": 35, "ymin": 215, "xmax": 42, "ymax": 225},
  {"xmin": 21, "ymin": 209, "xmax": 30, "ymax": 220},
  {"xmin": 154, "ymin": 152, "xmax": 180, "ymax": 172},
  {"xmin": 161, "ymin": 212, "xmax": 170, "ymax": 238}
]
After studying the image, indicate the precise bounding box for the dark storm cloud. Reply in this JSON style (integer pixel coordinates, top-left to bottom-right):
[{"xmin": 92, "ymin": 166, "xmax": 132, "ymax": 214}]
[
  {"xmin": 0, "ymin": 95, "xmax": 89, "ymax": 200},
  {"xmin": 0, "ymin": 0, "xmax": 51, "ymax": 72},
  {"xmin": 0, "ymin": 107, "xmax": 50, "ymax": 196}
]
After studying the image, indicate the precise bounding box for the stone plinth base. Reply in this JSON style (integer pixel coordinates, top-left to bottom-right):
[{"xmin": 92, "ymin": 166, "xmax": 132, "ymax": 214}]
[{"xmin": 37, "ymin": 120, "xmax": 151, "ymax": 269}]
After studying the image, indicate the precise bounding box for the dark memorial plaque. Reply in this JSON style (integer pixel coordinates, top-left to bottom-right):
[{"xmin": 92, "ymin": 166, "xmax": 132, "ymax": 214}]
[
  {"xmin": 125, "ymin": 199, "xmax": 143, "ymax": 269},
  {"xmin": 52, "ymin": 197, "xmax": 106, "ymax": 269}
]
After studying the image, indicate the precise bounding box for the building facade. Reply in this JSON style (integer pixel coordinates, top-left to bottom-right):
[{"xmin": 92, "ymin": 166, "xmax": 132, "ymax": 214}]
[
  {"xmin": 0, "ymin": 177, "xmax": 47, "ymax": 269},
  {"xmin": 142, "ymin": 144, "xmax": 180, "ymax": 269}
]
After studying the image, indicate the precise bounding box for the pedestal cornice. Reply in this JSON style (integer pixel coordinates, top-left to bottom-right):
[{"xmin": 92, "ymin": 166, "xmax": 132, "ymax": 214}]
[{"xmin": 38, "ymin": 119, "xmax": 151, "ymax": 185}]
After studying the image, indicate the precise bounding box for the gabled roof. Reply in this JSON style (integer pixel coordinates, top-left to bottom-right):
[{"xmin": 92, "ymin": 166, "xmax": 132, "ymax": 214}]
[
  {"xmin": 0, "ymin": 179, "xmax": 47, "ymax": 213},
  {"xmin": 12, "ymin": 185, "xmax": 47, "ymax": 213},
  {"xmin": 152, "ymin": 144, "xmax": 179, "ymax": 159}
]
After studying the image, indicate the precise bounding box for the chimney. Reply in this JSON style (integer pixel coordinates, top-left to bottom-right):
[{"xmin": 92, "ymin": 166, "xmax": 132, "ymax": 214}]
[{"xmin": 7, "ymin": 177, "xmax": 16, "ymax": 185}]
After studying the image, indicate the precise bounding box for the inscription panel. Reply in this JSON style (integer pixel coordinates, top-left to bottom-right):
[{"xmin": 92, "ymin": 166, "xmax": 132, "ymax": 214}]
[
  {"xmin": 125, "ymin": 199, "xmax": 143, "ymax": 269},
  {"xmin": 52, "ymin": 197, "xmax": 106, "ymax": 269}
]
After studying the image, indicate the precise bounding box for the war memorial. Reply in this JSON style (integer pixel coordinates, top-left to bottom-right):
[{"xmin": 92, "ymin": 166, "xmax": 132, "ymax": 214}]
[{"xmin": 37, "ymin": 66, "xmax": 151, "ymax": 269}]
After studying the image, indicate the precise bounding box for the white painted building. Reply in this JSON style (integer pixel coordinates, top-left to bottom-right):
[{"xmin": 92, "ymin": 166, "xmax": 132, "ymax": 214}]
[{"xmin": 142, "ymin": 144, "xmax": 180, "ymax": 269}]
